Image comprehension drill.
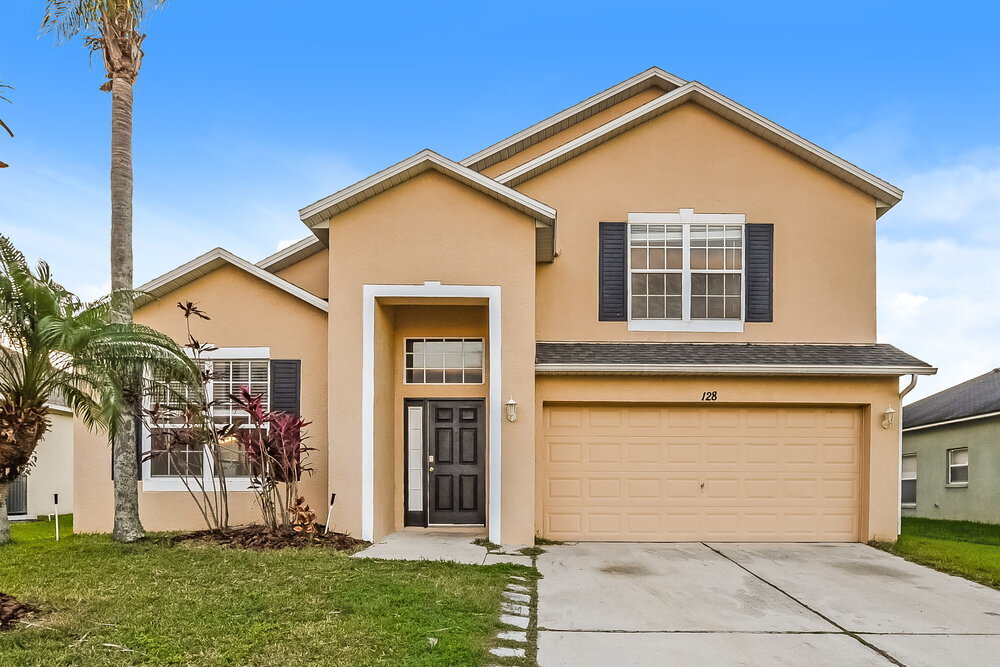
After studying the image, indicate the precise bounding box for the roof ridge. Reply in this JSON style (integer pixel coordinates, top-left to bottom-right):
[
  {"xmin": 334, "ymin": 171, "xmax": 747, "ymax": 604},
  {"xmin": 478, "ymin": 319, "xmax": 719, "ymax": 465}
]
[
  {"xmin": 137, "ymin": 247, "xmax": 329, "ymax": 312},
  {"xmin": 298, "ymin": 149, "xmax": 556, "ymax": 229},
  {"xmin": 460, "ymin": 67, "xmax": 686, "ymax": 171},
  {"xmin": 495, "ymin": 81, "xmax": 903, "ymax": 216}
]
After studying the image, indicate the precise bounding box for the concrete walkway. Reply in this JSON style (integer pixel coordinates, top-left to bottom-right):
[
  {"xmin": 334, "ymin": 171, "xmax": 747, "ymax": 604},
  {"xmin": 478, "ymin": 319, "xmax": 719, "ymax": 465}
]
[
  {"xmin": 352, "ymin": 531, "xmax": 532, "ymax": 565},
  {"xmin": 537, "ymin": 542, "xmax": 1000, "ymax": 666}
]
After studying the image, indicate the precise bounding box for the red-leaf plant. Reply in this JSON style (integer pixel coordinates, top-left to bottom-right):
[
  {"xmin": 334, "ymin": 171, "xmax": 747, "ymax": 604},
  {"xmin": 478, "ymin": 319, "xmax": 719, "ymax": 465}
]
[{"xmin": 230, "ymin": 386, "xmax": 313, "ymax": 530}]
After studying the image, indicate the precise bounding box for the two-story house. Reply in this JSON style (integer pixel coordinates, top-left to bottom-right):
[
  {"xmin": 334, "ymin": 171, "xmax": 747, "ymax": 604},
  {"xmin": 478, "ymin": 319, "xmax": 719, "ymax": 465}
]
[{"xmin": 74, "ymin": 68, "xmax": 934, "ymax": 545}]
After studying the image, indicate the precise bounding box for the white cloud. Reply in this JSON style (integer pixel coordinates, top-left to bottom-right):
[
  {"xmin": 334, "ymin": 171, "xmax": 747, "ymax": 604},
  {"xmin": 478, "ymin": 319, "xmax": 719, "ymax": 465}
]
[
  {"xmin": 276, "ymin": 239, "xmax": 299, "ymax": 251},
  {"xmin": 888, "ymin": 292, "xmax": 928, "ymax": 318},
  {"xmin": 877, "ymin": 149, "xmax": 1000, "ymax": 402}
]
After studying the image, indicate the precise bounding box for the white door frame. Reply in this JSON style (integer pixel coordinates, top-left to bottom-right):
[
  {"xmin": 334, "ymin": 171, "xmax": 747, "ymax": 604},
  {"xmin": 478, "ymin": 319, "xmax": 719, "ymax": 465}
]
[{"xmin": 362, "ymin": 282, "xmax": 502, "ymax": 543}]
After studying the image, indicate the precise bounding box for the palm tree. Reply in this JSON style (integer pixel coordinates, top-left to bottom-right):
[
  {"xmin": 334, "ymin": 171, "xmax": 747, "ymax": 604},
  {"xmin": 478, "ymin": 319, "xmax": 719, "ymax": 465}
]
[
  {"xmin": 0, "ymin": 235, "xmax": 197, "ymax": 544},
  {"xmin": 42, "ymin": 0, "xmax": 169, "ymax": 541}
]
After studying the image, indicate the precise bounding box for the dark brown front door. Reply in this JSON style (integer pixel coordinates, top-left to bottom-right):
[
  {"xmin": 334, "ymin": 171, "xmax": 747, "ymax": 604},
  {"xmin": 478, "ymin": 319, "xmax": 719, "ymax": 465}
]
[{"xmin": 426, "ymin": 399, "xmax": 486, "ymax": 525}]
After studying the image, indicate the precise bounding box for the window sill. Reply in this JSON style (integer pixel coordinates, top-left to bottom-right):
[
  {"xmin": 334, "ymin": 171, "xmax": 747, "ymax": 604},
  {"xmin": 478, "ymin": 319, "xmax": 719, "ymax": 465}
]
[
  {"xmin": 901, "ymin": 503, "xmax": 917, "ymax": 509},
  {"xmin": 628, "ymin": 319, "xmax": 744, "ymax": 333},
  {"xmin": 141, "ymin": 478, "xmax": 255, "ymax": 493},
  {"xmin": 945, "ymin": 483, "xmax": 969, "ymax": 489}
]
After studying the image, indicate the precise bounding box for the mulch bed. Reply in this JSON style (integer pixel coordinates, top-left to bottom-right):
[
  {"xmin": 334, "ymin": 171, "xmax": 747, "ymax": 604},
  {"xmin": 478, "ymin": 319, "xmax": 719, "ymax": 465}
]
[
  {"xmin": 0, "ymin": 593, "xmax": 38, "ymax": 631},
  {"xmin": 171, "ymin": 524, "xmax": 369, "ymax": 551}
]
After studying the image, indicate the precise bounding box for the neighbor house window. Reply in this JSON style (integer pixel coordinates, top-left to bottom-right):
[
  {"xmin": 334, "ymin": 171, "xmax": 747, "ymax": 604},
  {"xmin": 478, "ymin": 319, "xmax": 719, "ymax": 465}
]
[
  {"xmin": 947, "ymin": 447, "xmax": 969, "ymax": 485},
  {"xmin": 405, "ymin": 339, "xmax": 483, "ymax": 384},
  {"xmin": 147, "ymin": 356, "xmax": 269, "ymax": 481},
  {"xmin": 901, "ymin": 454, "xmax": 916, "ymax": 507},
  {"xmin": 627, "ymin": 213, "xmax": 744, "ymax": 332}
]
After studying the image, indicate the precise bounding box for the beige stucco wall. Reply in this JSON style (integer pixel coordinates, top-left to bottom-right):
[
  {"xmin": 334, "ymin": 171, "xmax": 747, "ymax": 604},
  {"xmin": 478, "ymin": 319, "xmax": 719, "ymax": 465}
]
[
  {"xmin": 535, "ymin": 374, "xmax": 901, "ymax": 541},
  {"xmin": 516, "ymin": 102, "xmax": 878, "ymax": 344},
  {"xmin": 326, "ymin": 170, "xmax": 538, "ymax": 544},
  {"xmin": 73, "ymin": 264, "xmax": 329, "ymax": 533},
  {"xmin": 275, "ymin": 248, "xmax": 329, "ymax": 299},
  {"xmin": 481, "ymin": 86, "xmax": 667, "ymax": 179}
]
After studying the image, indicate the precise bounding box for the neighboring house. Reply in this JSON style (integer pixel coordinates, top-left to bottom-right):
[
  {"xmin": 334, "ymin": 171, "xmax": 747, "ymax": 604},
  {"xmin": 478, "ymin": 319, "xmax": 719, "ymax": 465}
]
[
  {"xmin": 6, "ymin": 402, "xmax": 74, "ymax": 520},
  {"xmin": 902, "ymin": 369, "xmax": 1000, "ymax": 524},
  {"xmin": 74, "ymin": 67, "xmax": 935, "ymax": 544}
]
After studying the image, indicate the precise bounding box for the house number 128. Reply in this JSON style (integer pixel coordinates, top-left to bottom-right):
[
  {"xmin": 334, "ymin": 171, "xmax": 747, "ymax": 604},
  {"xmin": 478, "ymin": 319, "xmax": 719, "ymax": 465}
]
[{"xmin": 701, "ymin": 391, "xmax": 718, "ymax": 401}]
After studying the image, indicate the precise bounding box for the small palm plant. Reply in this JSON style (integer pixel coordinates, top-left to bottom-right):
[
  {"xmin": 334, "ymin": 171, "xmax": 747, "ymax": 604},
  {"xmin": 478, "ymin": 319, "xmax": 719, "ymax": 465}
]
[{"xmin": 0, "ymin": 234, "xmax": 198, "ymax": 544}]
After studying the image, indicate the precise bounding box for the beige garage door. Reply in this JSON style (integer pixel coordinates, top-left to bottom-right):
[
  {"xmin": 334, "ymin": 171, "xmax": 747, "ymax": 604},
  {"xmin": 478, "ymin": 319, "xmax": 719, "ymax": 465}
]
[{"xmin": 540, "ymin": 405, "xmax": 862, "ymax": 542}]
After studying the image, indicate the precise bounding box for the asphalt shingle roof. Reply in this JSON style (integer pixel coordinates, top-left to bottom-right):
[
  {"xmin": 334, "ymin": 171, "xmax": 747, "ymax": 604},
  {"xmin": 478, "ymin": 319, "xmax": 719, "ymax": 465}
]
[
  {"xmin": 903, "ymin": 368, "xmax": 1000, "ymax": 429},
  {"xmin": 535, "ymin": 342, "xmax": 933, "ymax": 372}
]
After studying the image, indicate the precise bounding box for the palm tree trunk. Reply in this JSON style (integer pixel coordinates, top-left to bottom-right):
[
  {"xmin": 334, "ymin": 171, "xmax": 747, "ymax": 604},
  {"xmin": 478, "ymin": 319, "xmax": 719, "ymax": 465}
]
[
  {"xmin": 0, "ymin": 482, "xmax": 9, "ymax": 544},
  {"xmin": 109, "ymin": 76, "xmax": 144, "ymax": 543}
]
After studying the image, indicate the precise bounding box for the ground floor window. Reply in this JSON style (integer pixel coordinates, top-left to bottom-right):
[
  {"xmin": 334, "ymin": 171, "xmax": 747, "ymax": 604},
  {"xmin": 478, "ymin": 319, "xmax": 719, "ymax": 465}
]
[
  {"xmin": 901, "ymin": 454, "xmax": 916, "ymax": 507},
  {"xmin": 947, "ymin": 447, "xmax": 968, "ymax": 485},
  {"xmin": 146, "ymin": 354, "xmax": 268, "ymax": 488}
]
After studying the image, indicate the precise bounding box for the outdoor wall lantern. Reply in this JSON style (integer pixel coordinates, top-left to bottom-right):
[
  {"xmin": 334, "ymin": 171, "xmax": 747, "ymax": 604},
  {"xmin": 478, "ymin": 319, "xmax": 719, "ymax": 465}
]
[
  {"xmin": 505, "ymin": 397, "xmax": 518, "ymax": 423},
  {"xmin": 881, "ymin": 407, "xmax": 896, "ymax": 429}
]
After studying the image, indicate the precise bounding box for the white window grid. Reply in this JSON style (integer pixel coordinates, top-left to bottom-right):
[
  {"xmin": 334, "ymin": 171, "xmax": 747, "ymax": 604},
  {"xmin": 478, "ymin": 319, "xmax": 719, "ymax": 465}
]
[
  {"xmin": 404, "ymin": 338, "xmax": 484, "ymax": 385},
  {"xmin": 628, "ymin": 223, "xmax": 744, "ymax": 323},
  {"xmin": 147, "ymin": 359, "xmax": 269, "ymax": 480},
  {"xmin": 947, "ymin": 447, "xmax": 969, "ymax": 485}
]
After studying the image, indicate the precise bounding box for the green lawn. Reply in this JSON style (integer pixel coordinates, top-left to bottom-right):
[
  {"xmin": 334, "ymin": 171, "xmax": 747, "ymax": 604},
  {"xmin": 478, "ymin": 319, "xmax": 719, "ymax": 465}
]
[
  {"xmin": 873, "ymin": 517, "xmax": 1000, "ymax": 590},
  {"xmin": 0, "ymin": 518, "xmax": 533, "ymax": 666}
]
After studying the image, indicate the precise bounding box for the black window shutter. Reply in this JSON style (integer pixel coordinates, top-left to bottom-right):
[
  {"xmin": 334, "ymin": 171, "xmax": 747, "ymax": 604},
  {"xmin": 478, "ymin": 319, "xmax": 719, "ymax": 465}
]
[
  {"xmin": 599, "ymin": 222, "xmax": 628, "ymax": 321},
  {"xmin": 745, "ymin": 223, "xmax": 774, "ymax": 323},
  {"xmin": 270, "ymin": 359, "xmax": 301, "ymax": 416}
]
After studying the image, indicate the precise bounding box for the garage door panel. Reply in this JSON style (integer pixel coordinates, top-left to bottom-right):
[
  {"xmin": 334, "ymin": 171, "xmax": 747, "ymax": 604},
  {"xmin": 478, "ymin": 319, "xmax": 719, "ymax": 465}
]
[
  {"xmin": 543, "ymin": 507, "xmax": 860, "ymax": 542},
  {"xmin": 541, "ymin": 405, "xmax": 862, "ymax": 542}
]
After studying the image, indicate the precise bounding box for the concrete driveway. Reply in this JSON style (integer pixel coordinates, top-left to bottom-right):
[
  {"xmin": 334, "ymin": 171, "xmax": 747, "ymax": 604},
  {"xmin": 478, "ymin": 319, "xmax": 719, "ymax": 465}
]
[{"xmin": 536, "ymin": 542, "xmax": 1000, "ymax": 666}]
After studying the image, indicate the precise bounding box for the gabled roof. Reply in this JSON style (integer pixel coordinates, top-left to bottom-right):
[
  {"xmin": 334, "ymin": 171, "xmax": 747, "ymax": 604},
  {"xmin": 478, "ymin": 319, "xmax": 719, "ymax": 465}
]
[
  {"xmin": 298, "ymin": 149, "xmax": 557, "ymax": 229},
  {"xmin": 257, "ymin": 236, "xmax": 325, "ymax": 273},
  {"xmin": 536, "ymin": 343, "xmax": 935, "ymax": 376},
  {"xmin": 903, "ymin": 368, "xmax": 1000, "ymax": 431},
  {"xmin": 495, "ymin": 81, "xmax": 904, "ymax": 217},
  {"xmin": 137, "ymin": 247, "xmax": 329, "ymax": 312},
  {"xmin": 461, "ymin": 67, "xmax": 686, "ymax": 172}
]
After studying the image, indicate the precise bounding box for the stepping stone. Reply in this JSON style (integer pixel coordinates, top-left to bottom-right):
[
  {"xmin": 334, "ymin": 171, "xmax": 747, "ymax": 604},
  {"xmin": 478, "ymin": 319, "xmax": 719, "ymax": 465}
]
[
  {"xmin": 503, "ymin": 591, "xmax": 531, "ymax": 603},
  {"xmin": 510, "ymin": 575, "xmax": 527, "ymax": 581},
  {"xmin": 497, "ymin": 630, "xmax": 527, "ymax": 642},
  {"xmin": 506, "ymin": 583, "xmax": 530, "ymax": 593},
  {"xmin": 500, "ymin": 614, "xmax": 529, "ymax": 629},
  {"xmin": 490, "ymin": 647, "xmax": 526, "ymax": 659},
  {"xmin": 501, "ymin": 602, "xmax": 530, "ymax": 616}
]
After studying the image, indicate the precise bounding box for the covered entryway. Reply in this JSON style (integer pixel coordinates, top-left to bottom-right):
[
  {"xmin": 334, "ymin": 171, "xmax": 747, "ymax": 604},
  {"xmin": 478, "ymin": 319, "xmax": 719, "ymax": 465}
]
[{"xmin": 540, "ymin": 404, "xmax": 862, "ymax": 542}]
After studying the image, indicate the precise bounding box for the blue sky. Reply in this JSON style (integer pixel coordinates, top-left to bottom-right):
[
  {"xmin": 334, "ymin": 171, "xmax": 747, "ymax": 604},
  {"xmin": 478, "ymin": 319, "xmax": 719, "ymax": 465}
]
[{"xmin": 2, "ymin": 1, "xmax": 999, "ymax": 400}]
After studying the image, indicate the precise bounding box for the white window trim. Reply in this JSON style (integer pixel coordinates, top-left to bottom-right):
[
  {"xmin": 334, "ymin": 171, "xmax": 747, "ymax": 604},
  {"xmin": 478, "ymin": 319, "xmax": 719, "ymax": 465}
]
[
  {"xmin": 901, "ymin": 453, "xmax": 917, "ymax": 508},
  {"xmin": 363, "ymin": 283, "xmax": 502, "ymax": 543},
  {"xmin": 946, "ymin": 447, "xmax": 969, "ymax": 487},
  {"xmin": 141, "ymin": 349, "xmax": 270, "ymax": 492},
  {"xmin": 626, "ymin": 210, "xmax": 746, "ymax": 332},
  {"xmin": 403, "ymin": 337, "xmax": 486, "ymax": 385}
]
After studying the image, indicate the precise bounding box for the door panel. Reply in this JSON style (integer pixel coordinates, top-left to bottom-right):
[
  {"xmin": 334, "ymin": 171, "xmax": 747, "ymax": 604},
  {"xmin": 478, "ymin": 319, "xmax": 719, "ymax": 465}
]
[
  {"xmin": 540, "ymin": 405, "xmax": 861, "ymax": 542},
  {"xmin": 428, "ymin": 400, "xmax": 486, "ymax": 525}
]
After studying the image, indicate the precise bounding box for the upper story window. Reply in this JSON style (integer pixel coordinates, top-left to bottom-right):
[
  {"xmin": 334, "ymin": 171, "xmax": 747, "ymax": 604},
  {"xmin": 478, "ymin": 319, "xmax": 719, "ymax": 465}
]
[
  {"xmin": 947, "ymin": 447, "xmax": 968, "ymax": 486},
  {"xmin": 405, "ymin": 338, "xmax": 484, "ymax": 384},
  {"xmin": 627, "ymin": 211, "xmax": 745, "ymax": 332}
]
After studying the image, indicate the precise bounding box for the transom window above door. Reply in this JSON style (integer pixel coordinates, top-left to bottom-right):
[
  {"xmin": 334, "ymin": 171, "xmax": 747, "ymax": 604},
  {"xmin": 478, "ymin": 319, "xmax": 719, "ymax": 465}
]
[
  {"xmin": 405, "ymin": 338, "xmax": 484, "ymax": 384},
  {"xmin": 627, "ymin": 211, "xmax": 746, "ymax": 332}
]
